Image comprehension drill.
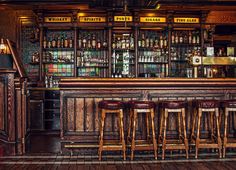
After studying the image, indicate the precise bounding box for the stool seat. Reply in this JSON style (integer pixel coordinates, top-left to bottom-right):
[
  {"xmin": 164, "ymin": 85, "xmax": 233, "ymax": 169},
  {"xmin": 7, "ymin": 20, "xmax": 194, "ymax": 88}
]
[
  {"xmin": 161, "ymin": 100, "xmax": 186, "ymax": 109},
  {"xmin": 98, "ymin": 100, "xmax": 125, "ymax": 110},
  {"xmin": 128, "ymin": 100, "xmax": 155, "ymax": 109},
  {"xmin": 194, "ymin": 99, "xmax": 219, "ymax": 108},
  {"xmin": 221, "ymin": 100, "xmax": 236, "ymax": 108}
]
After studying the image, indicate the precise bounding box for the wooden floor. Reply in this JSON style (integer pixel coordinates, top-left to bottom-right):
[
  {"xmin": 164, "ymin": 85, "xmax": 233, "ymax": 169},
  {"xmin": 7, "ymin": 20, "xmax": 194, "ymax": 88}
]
[
  {"xmin": 0, "ymin": 156, "xmax": 236, "ymax": 170},
  {"xmin": 0, "ymin": 133, "xmax": 234, "ymax": 169}
]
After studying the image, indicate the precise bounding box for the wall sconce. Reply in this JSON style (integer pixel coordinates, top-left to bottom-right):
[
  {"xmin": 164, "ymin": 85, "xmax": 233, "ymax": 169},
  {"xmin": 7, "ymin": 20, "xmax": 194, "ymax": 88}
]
[{"xmin": 0, "ymin": 38, "xmax": 7, "ymax": 54}]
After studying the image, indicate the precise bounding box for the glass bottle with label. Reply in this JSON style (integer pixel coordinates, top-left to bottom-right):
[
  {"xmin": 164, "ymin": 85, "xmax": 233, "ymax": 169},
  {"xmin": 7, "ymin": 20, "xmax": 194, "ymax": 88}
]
[
  {"xmin": 43, "ymin": 36, "xmax": 47, "ymax": 48},
  {"xmin": 91, "ymin": 34, "xmax": 96, "ymax": 48}
]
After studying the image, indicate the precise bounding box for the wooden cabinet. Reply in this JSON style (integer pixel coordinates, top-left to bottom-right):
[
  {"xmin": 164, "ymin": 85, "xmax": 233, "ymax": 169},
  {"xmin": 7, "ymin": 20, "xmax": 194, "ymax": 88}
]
[
  {"xmin": 30, "ymin": 90, "xmax": 60, "ymax": 131},
  {"xmin": 25, "ymin": 11, "xmax": 236, "ymax": 81}
]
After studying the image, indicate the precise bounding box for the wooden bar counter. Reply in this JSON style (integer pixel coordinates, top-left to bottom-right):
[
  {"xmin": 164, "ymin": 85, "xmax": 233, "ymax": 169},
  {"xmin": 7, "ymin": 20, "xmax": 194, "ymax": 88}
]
[{"xmin": 59, "ymin": 78, "xmax": 236, "ymax": 152}]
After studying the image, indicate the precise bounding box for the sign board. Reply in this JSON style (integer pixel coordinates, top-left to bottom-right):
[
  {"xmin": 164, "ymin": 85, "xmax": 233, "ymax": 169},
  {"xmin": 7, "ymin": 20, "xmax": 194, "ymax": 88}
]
[
  {"xmin": 140, "ymin": 17, "xmax": 166, "ymax": 23},
  {"xmin": 44, "ymin": 17, "xmax": 71, "ymax": 23},
  {"xmin": 79, "ymin": 17, "xmax": 106, "ymax": 22},
  {"xmin": 114, "ymin": 16, "xmax": 133, "ymax": 22},
  {"xmin": 174, "ymin": 17, "xmax": 199, "ymax": 23}
]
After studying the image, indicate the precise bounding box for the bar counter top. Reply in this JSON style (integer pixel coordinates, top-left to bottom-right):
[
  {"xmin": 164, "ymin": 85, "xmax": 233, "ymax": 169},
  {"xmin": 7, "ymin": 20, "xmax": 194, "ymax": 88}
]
[{"xmin": 59, "ymin": 78, "xmax": 236, "ymax": 88}]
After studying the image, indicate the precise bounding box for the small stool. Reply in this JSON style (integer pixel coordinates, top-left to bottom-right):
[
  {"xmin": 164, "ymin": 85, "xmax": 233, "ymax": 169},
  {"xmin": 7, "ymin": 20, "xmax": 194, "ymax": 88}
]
[
  {"xmin": 159, "ymin": 100, "xmax": 188, "ymax": 160},
  {"xmin": 191, "ymin": 99, "xmax": 222, "ymax": 158},
  {"xmin": 127, "ymin": 100, "xmax": 157, "ymax": 160},
  {"xmin": 98, "ymin": 100, "xmax": 126, "ymax": 160},
  {"xmin": 221, "ymin": 100, "xmax": 236, "ymax": 158}
]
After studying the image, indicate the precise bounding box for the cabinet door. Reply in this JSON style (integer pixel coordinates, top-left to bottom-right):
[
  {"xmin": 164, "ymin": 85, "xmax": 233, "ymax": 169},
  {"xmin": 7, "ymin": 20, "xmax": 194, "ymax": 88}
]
[{"xmin": 30, "ymin": 100, "xmax": 44, "ymax": 130}]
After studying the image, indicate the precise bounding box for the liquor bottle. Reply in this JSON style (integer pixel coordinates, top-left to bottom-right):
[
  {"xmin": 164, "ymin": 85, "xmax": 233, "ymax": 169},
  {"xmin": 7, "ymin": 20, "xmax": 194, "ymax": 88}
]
[
  {"xmin": 171, "ymin": 32, "xmax": 175, "ymax": 44},
  {"xmin": 102, "ymin": 38, "xmax": 107, "ymax": 48},
  {"xmin": 188, "ymin": 31, "xmax": 192, "ymax": 44},
  {"xmin": 192, "ymin": 31, "xmax": 196, "ymax": 44},
  {"xmin": 112, "ymin": 34, "xmax": 116, "ymax": 49},
  {"xmin": 82, "ymin": 35, "xmax": 87, "ymax": 48},
  {"xmin": 45, "ymin": 75, "xmax": 48, "ymax": 88},
  {"xmin": 130, "ymin": 34, "xmax": 134, "ymax": 49},
  {"xmin": 154, "ymin": 37, "xmax": 159, "ymax": 48},
  {"xmin": 125, "ymin": 36, "xmax": 130, "ymax": 49},
  {"xmin": 149, "ymin": 36, "xmax": 154, "ymax": 48},
  {"xmin": 196, "ymin": 31, "xmax": 200, "ymax": 44},
  {"xmin": 91, "ymin": 34, "xmax": 96, "ymax": 48},
  {"xmin": 146, "ymin": 35, "xmax": 150, "ymax": 48},
  {"xmin": 57, "ymin": 35, "xmax": 61, "ymax": 48},
  {"xmin": 78, "ymin": 34, "xmax": 82, "ymax": 48},
  {"xmin": 160, "ymin": 35, "xmax": 163, "ymax": 48},
  {"xmin": 47, "ymin": 37, "xmax": 51, "ymax": 48},
  {"xmin": 179, "ymin": 32, "xmax": 183, "ymax": 43},
  {"xmin": 175, "ymin": 32, "xmax": 179, "ymax": 44},
  {"xmin": 52, "ymin": 35, "xmax": 56, "ymax": 48},
  {"xmin": 163, "ymin": 36, "xmax": 167, "ymax": 48},
  {"xmin": 43, "ymin": 36, "xmax": 47, "ymax": 48},
  {"xmin": 141, "ymin": 33, "xmax": 145, "ymax": 48},
  {"xmin": 184, "ymin": 32, "xmax": 188, "ymax": 44},
  {"xmin": 61, "ymin": 34, "xmax": 64, "ymax": 48},
  {"xmin": 121, "ymin": 36, "xmax": 126, "ymax": 49},
  {"xmin": 69, "ymin": 36, "xmax": 73, "ymax": 48},
  {"xmin": 87, "ymin": 34, "xmax": 92, "ymax": 49},
  {"xmin": 97, "ymin": 38, "xmax": 101, "ymax": 49},
  {"xmin": 117, "ymin": 37, "xmax": 122, "ymax": 49},
  {"xmin": 138, "ymin": 34, "xmax": 142, "ymax": 47},
  {"xmin": 64, "ymin": 34, "xmax": 68, "ymax": 48}
]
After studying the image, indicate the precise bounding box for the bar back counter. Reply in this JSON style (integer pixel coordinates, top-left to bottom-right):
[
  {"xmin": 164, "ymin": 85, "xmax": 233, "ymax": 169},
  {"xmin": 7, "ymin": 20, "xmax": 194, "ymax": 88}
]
[{"xmin": 59, "ymin": 78, "xmax": 236, "ymax": 155}]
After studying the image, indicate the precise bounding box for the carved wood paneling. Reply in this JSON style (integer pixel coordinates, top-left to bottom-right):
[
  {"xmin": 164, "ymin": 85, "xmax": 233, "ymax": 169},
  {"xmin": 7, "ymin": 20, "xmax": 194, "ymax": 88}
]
[
  {"xmin": 61, "ymin": 86, "xmax": 236, "ymax": 147},
  {"xmin": 0, "ymin": 77, "xmax": 5, "ymax": 131}
]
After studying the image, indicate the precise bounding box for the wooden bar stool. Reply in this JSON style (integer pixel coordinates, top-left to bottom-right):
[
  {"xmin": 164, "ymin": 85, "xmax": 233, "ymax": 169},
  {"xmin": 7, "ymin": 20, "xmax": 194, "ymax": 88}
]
[
  {"xmin": 98, "ymin": 100, "xmax": 126, "ymax": 161},
  {"xmin": 159, "ymin": 100, "xmax": 188, "ymax": 160},
  {"xmin": 221, "ymin": 100, "xmax": 236, "ymax": 158},
  {"xmin": 191, "ymin": 99, "xmax": 222, "ymax": 158},
  {"xmin": 127, "ymin": 100, "xmax": 157, "ymax": 160}
]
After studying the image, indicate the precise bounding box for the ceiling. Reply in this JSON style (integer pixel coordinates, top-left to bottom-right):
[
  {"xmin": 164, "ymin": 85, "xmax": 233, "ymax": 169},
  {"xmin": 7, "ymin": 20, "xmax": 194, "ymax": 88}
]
[{"xmin": 0, "ymin": 0, "xmax": 236, "ymax": 11}]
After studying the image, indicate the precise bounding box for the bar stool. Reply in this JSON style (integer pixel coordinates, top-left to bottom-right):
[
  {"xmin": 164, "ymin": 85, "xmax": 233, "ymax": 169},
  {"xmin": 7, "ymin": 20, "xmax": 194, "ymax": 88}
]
[
  {"xmin": 98, "ymin": 100, "xmax": 126, "ymax": 161},
  {"xmin": 221, "ymin": 100, "xmax": 236, "ymax": 158},
  {"xmin": 127, "ymin": 100, "xmax": 157, "ymax": 160},
  {"xmin": 191, "ymin": 99, "xmax": 222, "ymax": 158},
  {"xmin": 159, "ymin": 100, "xmax": 188, "ymax": 160}
]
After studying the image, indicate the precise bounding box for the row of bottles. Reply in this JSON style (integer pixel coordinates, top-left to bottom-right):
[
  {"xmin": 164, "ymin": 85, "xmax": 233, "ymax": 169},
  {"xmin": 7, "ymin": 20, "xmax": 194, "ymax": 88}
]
[
  {"xmin": 138, "ymin": 33, "xmax": 168, "ymax": 49},
  {"xmin": 42, "ymin": 51, "xmax": 74, "ymax": 63},
  {"xmin": 78, "ymin": 32, "xmax": 107, "ymax": 49},
  {"xmin": 44, "ymin": 75, "xmax": 59, "ymax": 88},
  {"xmin": 77, "ymin": 51, "xmax": 108, "ymax": 67},
  {"xmin": 43, "ymin": 33, "xmax": 73, "ymax": 49},
  {"xmin": 170, "ymin": 47, "xmax": 201, "ymax": 61},
  {"xmin": 171, "ymin": 31, "xmax": 200, "ymax": 45},
  {"xmin": 112, "ymin": 33, "xmax": 134, "ymax": 49}
]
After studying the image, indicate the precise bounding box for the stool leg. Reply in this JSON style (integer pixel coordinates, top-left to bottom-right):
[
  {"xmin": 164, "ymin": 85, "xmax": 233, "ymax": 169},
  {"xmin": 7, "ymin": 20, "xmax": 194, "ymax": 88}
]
[
  {"xmin": 182, "ymin": 108, "xmax": 189, "ymax": 159},
  {"xmin": 127, "ymin": 109, "xmax": 133, "ymax": 142},
  {"xmin": 99, "ymin": 109, "xmax": 106, "ymax": 161},
  {"xmin": 162, "ymin": 109, "xmax": 168, "ymax": 160},
  {"xmin": 223, "ymin": 108, "xmax": 229, "ymax": 158},
  {"xmin": 195, "ymin": 108, "xmax": 202, "ymax": 159},
  {"xmin": 178, "ymin": 112, "xmax": 182, "ymax": 141},
  {"xmin": 191, "ymin": 107, "xmax": 197, "ymax": 142},
  {"xmin": 159, "ymin": 108, "xmax": 164, "ymax": 143},
  {"xmin": 131, "ymin": 110, "xmax": 137, "ymax": 161},
  {"xmin": 210, "ymin": 112, "xmax": 214, "ymax": 142},
  {"xmin": 215, "ymin": 109, "xmax": 222, "ymax": 158},
  {"xmin": 150, "ymin": 108, "xmax": 158, "ymax": 159},
  {"xmin": 146, "ymin": 112, "xmax": 150, "ymax": 141},
  {"xmin": 119, "ymin": 109, "xmax": 126, "ymax": 160}
]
